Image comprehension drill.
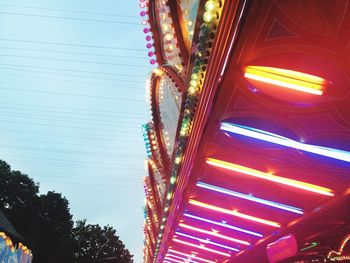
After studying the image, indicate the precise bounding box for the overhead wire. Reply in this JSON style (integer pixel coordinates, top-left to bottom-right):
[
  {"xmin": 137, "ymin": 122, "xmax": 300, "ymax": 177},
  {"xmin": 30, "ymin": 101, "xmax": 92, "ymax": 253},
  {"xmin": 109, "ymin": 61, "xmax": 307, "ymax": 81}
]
[
  {"xmin": 0, "ymin": 46, "xmax": 148, "ymax": 60},
  {"xmin": 0, "ymin": 3, "xmax": 139, "ymax": 18},
  {"xmin": 2, "ymin": 154, "xmax": 145, "ymax": 169},
  {"xmin": 0, "ymin": 119, "xmax": 142, "ymax": 134},
  {"xmin": 0, "ymin": 53, "xmax": 151, "ymax": 68},
  {"xmin": 0, "ymin": 105, "xmax": 145, "ymax": 119},
  {"xmin": 0, "ymin": 112, "xmax": 142, "ymax": 128},
  {"xmin": 0, "ymin": 137, "xmax": 143, "ymax": 151},
  {"xmin": 0, "ymin": 62, "xmax": 149, "ymax": 75},
  {"xmin": 0, "ymin": 38, "xmax": 146, "ymax": 52},
  {"xmin": 0, "ymin": 128, "xmax": 143, "ymax": 142},
  {"xmin": 0, "ymin": 11, "xmax": 140, "ymax": 25},
  {"xmin": 0, "ymin": 144, "xmax": 145, "ymax": 158},
  {"xmin": 0, "ymin": 86, "xmax": 145, "ymax": 102},
  {"xmin": 0, "ymin": 102, "xmax": 145, "ymax": 116},
  {"xmin": 0, "ymin": 68, "xmax": 145, "ymax": 89}
]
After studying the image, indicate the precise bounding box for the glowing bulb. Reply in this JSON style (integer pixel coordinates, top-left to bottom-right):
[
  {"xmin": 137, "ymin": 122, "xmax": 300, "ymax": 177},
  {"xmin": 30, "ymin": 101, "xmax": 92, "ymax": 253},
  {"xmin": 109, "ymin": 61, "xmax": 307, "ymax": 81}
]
[
  {"xmin": 203, "ymin": 11, "xmax": 217, "ymax": 23},
  {"xmin": 205, "ymin": 0, "xmax": 219, "ymax": 12}
]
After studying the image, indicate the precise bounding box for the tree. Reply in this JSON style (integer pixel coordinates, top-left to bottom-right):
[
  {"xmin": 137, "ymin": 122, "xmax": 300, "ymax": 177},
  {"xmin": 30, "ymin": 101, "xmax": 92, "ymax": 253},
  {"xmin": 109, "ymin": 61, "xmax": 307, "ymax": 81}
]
[
  {"xmin": 0, "ymin": 160, "xmax": 74, "ymax": 262},
  {"xmin": 73, "ymin": 220, "xmax": 133, "ymax": 263}
]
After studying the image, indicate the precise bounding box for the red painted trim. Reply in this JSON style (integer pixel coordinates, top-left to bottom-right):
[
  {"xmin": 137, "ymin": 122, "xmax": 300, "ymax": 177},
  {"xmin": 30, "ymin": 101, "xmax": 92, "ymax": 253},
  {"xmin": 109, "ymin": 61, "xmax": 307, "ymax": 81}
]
[
  {"xmin": 155, "ymin": 0, "xmax": 247, "ymax": 261},
  {"xmin": 160, "ymin": 65, "xmax": 186, "ymax": 92},
  {"xmin": 150, "ymin": 74, "xmax": 170, "ymax": 176},
  {"xmin": 168, "ymin": 1, "xmax": 189, "ymax": 67}
]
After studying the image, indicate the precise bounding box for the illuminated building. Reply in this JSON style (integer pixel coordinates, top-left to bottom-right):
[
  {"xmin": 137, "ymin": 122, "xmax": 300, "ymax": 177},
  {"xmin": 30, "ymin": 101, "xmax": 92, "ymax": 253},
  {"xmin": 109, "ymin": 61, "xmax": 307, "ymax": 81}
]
[{"xmin": 140, "ymin": 1, "xmax": 350, "ymax": 262}]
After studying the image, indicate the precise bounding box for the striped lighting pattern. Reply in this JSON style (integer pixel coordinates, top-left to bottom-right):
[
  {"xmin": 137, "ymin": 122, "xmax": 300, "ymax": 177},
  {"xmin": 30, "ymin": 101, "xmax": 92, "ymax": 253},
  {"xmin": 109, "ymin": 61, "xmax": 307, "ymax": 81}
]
[
  {"xmin": 168, "ymin": 249, "xmax": 217, "ymax": 263},
  {"xmin": 172, "ymin": 238, "xmax": 231, "ymax": 257},
  {"xmin": 179, "ymin": 223, "xmax": 250, "ymax": 245},
  {"xmin": 221, "ymin": 122, "xmax": 350, "ymax": 163},
  {"xmin": 206, "ymin": 158, "xmax": 334, "ymax": 197},
  {"xmin": 244, "ymin": 66, "xmax": 326, "ymax": 95},
  {"xmin": 189, "ymin": 200, "xmax": 281, "ymax": 228},
  {"xmin": 183, "ymin": 213, "xmax": 263, "ymax": 237},
  {"xmin": 175, "ymin": 232, "xmax": 240, "ymax": 252},
  {"xmin": 197, "ymin": 182, "xmax": 304, "ymax": 214},
  {"xmin": 165, "ymin": 254, "xmax": 199, "ymax": 263}
]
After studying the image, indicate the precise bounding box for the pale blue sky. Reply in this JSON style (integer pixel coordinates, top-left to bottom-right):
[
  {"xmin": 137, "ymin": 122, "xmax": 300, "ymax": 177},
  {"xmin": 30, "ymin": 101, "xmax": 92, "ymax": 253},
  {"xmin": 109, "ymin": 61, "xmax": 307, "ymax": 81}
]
[{"xmin": 0, "ymin": 1, "xmax": 151, "ymax": 261}]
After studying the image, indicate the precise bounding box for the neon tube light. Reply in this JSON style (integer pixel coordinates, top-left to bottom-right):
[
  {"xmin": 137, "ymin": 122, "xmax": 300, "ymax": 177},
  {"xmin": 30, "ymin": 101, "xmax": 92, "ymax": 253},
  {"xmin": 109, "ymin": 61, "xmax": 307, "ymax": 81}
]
[
  {"xmin": 164, "ymin": 257, "xmax": 185, "ymax": 263},
  {"xmin": 221, "ymin": 122, "xmax": 350, "ymax": 163},
  {"xmin": 172, "ymin": 238, "xmax": 231, "ymax": 257},
  {"xmin": 206, "ymin": 158, "xmax": 334, "ymax": 197},
  {"xmin": 175, "ymin": 232, "xmax": 240, "ymax": 252},
  {"xmin": 244, "ymin": 66, "xmax": 326, "ymax": 95},
  {"xmin": 165, "ymin": 254, "xmax": 199, "ymax": 263},
  {"xmin": 197, "ymin": 182, "xmax": 303, "ymax": 214},
  {"xmin": 179, "ymin": 223, "xmax": 250, "ymax": 245},
  {"xmin": 168, "ymin": 249, "xmax": 217, "ymax": 263},
  {"xmin": 183, "ymin": 213, "xmax": 263, "ymax": 237},
  {"xmin": 189, "ymin": 200, "xmax": 281, "ymax": 228}
]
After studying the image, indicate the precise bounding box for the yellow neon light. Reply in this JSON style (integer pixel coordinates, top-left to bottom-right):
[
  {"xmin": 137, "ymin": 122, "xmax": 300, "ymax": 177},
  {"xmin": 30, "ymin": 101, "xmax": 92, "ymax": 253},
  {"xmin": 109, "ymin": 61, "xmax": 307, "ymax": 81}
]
[
  {"xmin": 189, "ymin": 200, "xmax": 281, "ymax": 228},
  {"xmin": 244, "ymin": 66, "xmax": 326, "ymax": 95},
  {"xmin": 207, "ymin": 158, "xmax": 334, "ymax": 197},
  {"xmin": 179, "ymin": 223, "xmax": 250, "ymax": 245}
]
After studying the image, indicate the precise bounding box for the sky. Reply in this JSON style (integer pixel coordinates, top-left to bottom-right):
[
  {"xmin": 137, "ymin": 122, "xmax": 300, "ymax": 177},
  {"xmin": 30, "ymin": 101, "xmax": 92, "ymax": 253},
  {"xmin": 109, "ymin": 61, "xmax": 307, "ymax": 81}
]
[{"xmin": 0, "ymin": 1, "xmax": 152, "ymax": 261}]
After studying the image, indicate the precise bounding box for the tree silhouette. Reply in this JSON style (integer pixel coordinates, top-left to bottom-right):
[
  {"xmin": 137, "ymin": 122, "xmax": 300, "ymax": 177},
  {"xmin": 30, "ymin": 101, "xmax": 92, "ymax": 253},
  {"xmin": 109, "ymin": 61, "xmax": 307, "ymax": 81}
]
[
  {"xmin": 0, "ymin": 160, "xmax": 134, "ymax": 263},
  {"xmin": 73, "ymin": 220, "xmax": 133, "ymax": 263}
]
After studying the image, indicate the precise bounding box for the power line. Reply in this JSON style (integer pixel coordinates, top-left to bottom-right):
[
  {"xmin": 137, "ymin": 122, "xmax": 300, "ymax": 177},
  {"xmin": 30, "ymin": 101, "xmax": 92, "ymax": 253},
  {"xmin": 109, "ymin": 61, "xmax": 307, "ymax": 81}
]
[
  {"xmin": 0, "ymin": 38, "xmax": 146, "ymax": 52},
  {"xmin": 0, "ymin": 68, "xmax": 145, "ymax": 89},
  {"xmin": 0, "ymin": 62, "xmax": 148, "ymax": 76},
  {"xmin": 0, "ymin": 119, "xmax": 141, "ymax": 134},
  {"xmin": 0, "ymin": 128, "xmax": 143, "ymax": 142},
  {"xmin": 0, "ymin": 112, "xmax": 142, "ymax": 128},
  {"xmin": 0, "ymin": 105, "xmax": 145, "ymax": 119},
  {"xmin": 0, "ymin": 46, "xmax": 148, "ymax": 60},
  {"xmin": 0, "ymin": 53, "xmax": 150, "ymax": 68},
  {"xmin": 0, "ymin": 86, "xmax": 145, "ymax": 102},
  {"xmin": 0, "ymin": 11, "xmax": 140, "ymax": 25},
  {"xmin": 37, "ymin": 180, "xmax": 140, "ymax": 188},
  {"xmin": 0, "ymin": 105, "xmax": 142, "ymax": 121},
  {"xmin": 0, "ymin": 3, "xmax": 139, "ymax": 18},
  {"xmin": 0, "ymin": 102, "xmax": 145, "ymax": 116},
  {"xmin": 2, "ymin": 155, "xmax": 144, "ymax": 170},
  {"xmin": 0, "ymin": 137, "xmax": 143, "ymax": 151},
  {"xmin": 0, "ymin": 144, "xmax": 145, "ymax": 158}
]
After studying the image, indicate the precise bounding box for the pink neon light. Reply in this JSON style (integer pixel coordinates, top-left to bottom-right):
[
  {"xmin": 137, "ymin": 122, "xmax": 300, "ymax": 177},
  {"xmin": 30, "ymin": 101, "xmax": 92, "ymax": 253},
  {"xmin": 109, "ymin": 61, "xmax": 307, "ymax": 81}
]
[
  {"xmin": 168, "ymin": 249, "xmax": 217, "ymax": 263},
  {"xmin": 189, "ymin": 200, "xmax": 280, "ymax": 228},
  {"xmin": 179, "ymin": 223, "xmax": 250, "ymax": 245},
  {"xmin": 172, "ymin": 238, "xmax": 231, "ymax": 257}
]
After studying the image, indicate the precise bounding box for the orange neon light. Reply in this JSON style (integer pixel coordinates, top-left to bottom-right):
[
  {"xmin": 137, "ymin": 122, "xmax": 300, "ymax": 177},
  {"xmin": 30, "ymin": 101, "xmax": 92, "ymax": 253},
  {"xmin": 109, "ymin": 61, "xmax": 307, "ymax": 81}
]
[
  {"xmin": 189, "ymin": 200, "xmax": 280, "ymax": 228},
  {"xmin": 207, "ymin": 158, "xmax": 334, "ymax": 197},
  {"xmin": 168, "ymin": 249, "xmax": 217, "ymax": 263},
  {"xmin": 327, "ymin": 234, "xmax": 350, "ymax": 259},
  {"xmin": 179, "ymin": 223, "xmax": 250, "ymax": 245},
  {"xmin": 244, "ymin": 66, "xmax": 326, "ymax": 95},
  {"xmin": 172, "ymin": 238, "xmax": 231, "ymax": 257}
]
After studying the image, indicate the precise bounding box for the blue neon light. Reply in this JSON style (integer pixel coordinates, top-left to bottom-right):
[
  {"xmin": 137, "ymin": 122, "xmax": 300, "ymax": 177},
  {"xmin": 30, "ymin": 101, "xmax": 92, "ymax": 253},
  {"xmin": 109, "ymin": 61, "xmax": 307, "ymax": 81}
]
[
  {"xmin": 220, "ymin": 122, "xmax": 350, "ymax": 163},
  {"xmin": 183, "ymin": 213, "xmax": 263, "ymax": 237},
  {"xmin": 197, "ymin": 182, "xmax": 303, "ymax": 214}
]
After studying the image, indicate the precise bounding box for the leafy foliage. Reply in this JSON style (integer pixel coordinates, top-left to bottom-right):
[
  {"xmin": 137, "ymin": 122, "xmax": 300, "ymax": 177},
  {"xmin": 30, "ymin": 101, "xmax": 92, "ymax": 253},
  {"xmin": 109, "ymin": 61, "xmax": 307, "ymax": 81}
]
[
  {"xmin": 0, "ymin": 160, "xmax": 134, "ymax": 263},
  {"xmin": 73, "ymin": 220, "xmax": 133, "ymax": 263}
]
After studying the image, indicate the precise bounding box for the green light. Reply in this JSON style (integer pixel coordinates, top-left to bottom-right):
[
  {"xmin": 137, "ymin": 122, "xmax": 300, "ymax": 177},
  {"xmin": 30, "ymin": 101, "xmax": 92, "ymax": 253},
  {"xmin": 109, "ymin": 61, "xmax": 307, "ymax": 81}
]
[
  {"xmin": 170, "ymin": 176, "xmax": 176, "ymax": 184},
  {"xmin": 300, "ymin": 242, "xmax": 318, "ymax": 252}
]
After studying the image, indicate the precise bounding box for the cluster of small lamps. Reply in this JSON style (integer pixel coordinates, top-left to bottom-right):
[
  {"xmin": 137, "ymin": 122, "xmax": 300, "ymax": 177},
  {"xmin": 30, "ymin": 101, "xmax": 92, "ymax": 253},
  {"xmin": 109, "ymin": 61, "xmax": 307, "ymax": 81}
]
[
  {"xmin": 151, "ymin": 1, "xmax": 223, "ymax": 262},
  {"xmin": 139, "ymin": 0, "xmax": 157, "ymax": 65}
]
